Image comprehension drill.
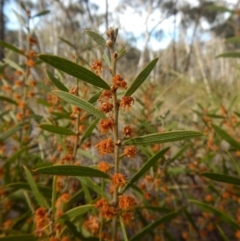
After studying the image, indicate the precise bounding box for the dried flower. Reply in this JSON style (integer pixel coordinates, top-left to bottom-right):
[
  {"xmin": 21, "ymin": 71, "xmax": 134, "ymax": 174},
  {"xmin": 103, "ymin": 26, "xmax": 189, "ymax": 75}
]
[
  {"xmin": 118, "ymin": 195, "xmax": 137, "ymax": 211},
  {"xmin": 98, "ymin": 90, "xmax": 112, "ymax": 102},
  {"xmin": 123, "ymin": 146, "xmax": 137, "ymax": 159},
  {"xmin": 100, "ymin": 102, "xmax": 114, "ymax": 113},
  {"xmin": 84, "ymin": 215, "xmax": 100, "ymax": 234},
  {"xmin": 121, "ymin": 212, "xmax": 134, "ymax": 224},
  {"xmin": 91, "ymin": 60, "xmax": 103, "ymax": 75},
  {"xmin": 95, "ymin": 138, "xmax": 114, "ymax": 155},
  {"xmin": 112, "ymin": 173, "xmax": 126, "ymax": 187},
  {"xmin": 99, "ymin": 118, "xmax": 114, "ymax": 134},
  {"xmin": 112, "ymin": 74, "xmax": 127, "ymax": 89},
  {"xmin": 98, "ymin": 161, "xmax": 111, "ymax": 173},
  {"xmin": 123, "ymin": 126, "xmax": 133, "ymax": 136},
  {"xmin": 120, "ymin": 96, "xmax": 134, "ymax": 110}
]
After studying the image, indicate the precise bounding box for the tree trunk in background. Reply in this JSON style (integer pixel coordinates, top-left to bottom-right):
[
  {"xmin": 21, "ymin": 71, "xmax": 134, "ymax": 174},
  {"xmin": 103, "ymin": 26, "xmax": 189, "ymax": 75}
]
[{"xmin": 0, "ymin": 0, "xmax": 5, "ymax": 61}]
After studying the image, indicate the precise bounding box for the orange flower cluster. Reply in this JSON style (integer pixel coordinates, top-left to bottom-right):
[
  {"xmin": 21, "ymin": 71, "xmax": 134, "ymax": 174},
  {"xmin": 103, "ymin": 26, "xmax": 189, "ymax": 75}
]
[
  {"xmin": 83, "ymin": 215, "xmax": 100, "ymax": 234},
  {"xmin": 55, "ymin": 193, "xmax": 70, "ymax": 218},
  {"xmin": 98, "ymin": 161, "xmax": 111, "ymax": 173},
  {"xmin": 34, "ymin": 207, "xmax": 50, "ymax": 237},
  {"xmin": 100, "ymin": 102, "xmax": 113, "ymax": 113},
  {"xmin": 123, "ymin": 146, "xmax": 137, "ymax": 159},
  {"xmin": 118, "ymin": 195, "xmax": 137, "ymax": 211},
  {"xmin": 123, "ymin": 125, "xmax": 133, "ymax": 136},
  {"xmin": 98, "ymin": 90, "xmax": 112, "ymax": 102},
  {"xmin": 95, "ymin": 198, "xmax": 117, "ymax": 220},
  {"xmin": 95, "ymin": 138, "xmax": 114, "ymax": 155},
  {"xmin": 120, "ymin": 96, "xmax": 134, "ymax": 110},
  {"xmin": 98, "ymin": 118, "xmax": 114, "ymax": 134},
  {"xmin": 91, "ymin": 60, "xmax": 103, "ymax": 75},
  {"xmin": 112, "ymin": 74, "xmax": 127, "ymax": 89},
  {"xmin": 26, "ymin": 50, "xmax": 37, "ymax": 67},
  {"xmin": 111, "ymin": 173, "xmax": 126, "ymax": 187}
]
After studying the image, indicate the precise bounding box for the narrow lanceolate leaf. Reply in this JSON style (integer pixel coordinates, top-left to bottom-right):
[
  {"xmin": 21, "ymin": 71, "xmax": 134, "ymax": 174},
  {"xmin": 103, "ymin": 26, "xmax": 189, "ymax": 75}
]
[
  {"xmin": 88, "ymin": 90, "xmax": 102, "ymax": 104},
  {"xmin": 123, "ymin": 147, "xmax": 169, "ymax": 192},
  {"xmin": 80, "ymin": 118, "xmax": 99, "ymax": 144},
  {"xmin": 0, "ymin": 122, "xmax": 28, "ymax": 141},
  {"xmin": 201, "ymin": 172, "xmax": 240, "ymax": 186},
  {"xmin": 39, "ymin": 124, "xmax": 75, "ymax": 136},
  {"xmin": 59, "ymin": 37, "xmax": 76, "ymax": 49},
  {"xmin": 77, "ymin": 177, "xmax": 109, "ymax": 200},
  {"xmin": 46, "ymin": 70, "xmax": 68, "ymax": 92},
  {"xmin": 130, "ymin": 211, "xmax": 180, "ymax": 241},
  {"xmin": 4, "ymin": 147, "xmax": 27, "ymax": 167},
  {"xmin": 225, "ymin": 37, "xmax": 240, "ymax": 44},
  {"xmin": 0, "ymin": 95, "xmax": 17, "ymax": 105},
  {"xmin": 85, "ymin": 30, "xmax": 106, "ymax": 47},
  {"xmin": 0, "ymin": 234, "xmax": 38, "ymax": 241},
  {"xmin": 39, "ymin": 54, "xmax": 110, "ymax": 90},
  {"xmin": 31, "ymin": 10, "xmax": 50, "ymax": 18},
  {"xmin": 124, "ymin": 58, "xmax": 158, "ymax": 96},
  {"xmin": 212, "ymin": 124, "xmax": 240, "ymax": 150},
  {"xmin": 123, "ymin": 131, "xmax": 203, "ymax": 146},
  {"xmin": 23, "ymin": 166, "xmax": 49, "ymax": 208},
  {"xmin": 53, "ymin": 90, "xmax": 106, "ymax": 119},
  {"xmin": 189, "ymin": 200, "xmax": 240, "ymax": 229},
  {"xmin": 60, "ymin": 205, "xmax": 95, "ymax": 220},
  {"xmin": 0, "ymin": 40, "xmax": 25, "ymax": 55},
  {"xmin": 217, "ymin": 225, "xmax": 231, "ymax": 241},
  {"xmin": 216, "ymin": 52, "xmax": 240, "ymax": 58},
  {"xmin": 34, "ymin": 165, "xmax": 110, "ymax": 179}
]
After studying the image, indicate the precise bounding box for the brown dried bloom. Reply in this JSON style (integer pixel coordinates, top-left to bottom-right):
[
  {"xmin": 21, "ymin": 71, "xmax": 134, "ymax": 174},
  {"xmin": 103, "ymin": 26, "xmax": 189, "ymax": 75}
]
[
  {"xmin": 84, "ymin": 215, "xmax": 100, "ymax": 234},
  {"xmin": 91, "ymin": 60, "xmax": 103, "ymax": 75},
  {"xmin": 95, "ymin": 198, "xmax": 109, "ymax": 209},
  {"xmin": 95, "ymin": 138, "xmax": 114, "ymax": 155},
  {"xmin": 26, "ymin": 59, "xmax": 35, "ymax": 67},
  {"xmin": 121, "ymin": 212, "xmax": 134, "ymax": 224},
  {"xmin": 98, "ymin": 90, "xmax": 112, "ymax": 102},
  {"xmin": 99, "ymin": 118, "xmax": 114, "ymax": 134},
  {"xmin": 101, "ymin": 205, "xmax": 117, "ymax": 220},
  {"xmin": 123, "ymin": 126, "xmax": 133, "ymax": 136},
  {"xmin": 118, "ymin": 195, "xmax": 137, "ymax": 211},
  {"xmin": 112, "ymin": 74, "xmax": 127, "ymax": 89},
  {"xmin": 120, "ymin": 96, "xmax": 134, "ymax": 110},
  {"xmin": 98, "ymin": 161, "xmax": 111, "ymax": 173},
  {"xmin": 123, "ymin": 146, "xmax": 137, "ymax": 159},
  {"xmin": 112, "ymin": 173, "xmax": 126, "ymax": 187},
  {"xmin": 100, "ymin": 102, "xmax": 114, "ymax": 113}
]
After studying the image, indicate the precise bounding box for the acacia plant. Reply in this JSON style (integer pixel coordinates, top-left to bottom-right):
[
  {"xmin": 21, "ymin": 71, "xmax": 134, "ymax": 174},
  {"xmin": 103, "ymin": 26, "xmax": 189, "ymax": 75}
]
[{"xmin": 0, "ymin": 13, "xmax": 204, "ymax": 240}]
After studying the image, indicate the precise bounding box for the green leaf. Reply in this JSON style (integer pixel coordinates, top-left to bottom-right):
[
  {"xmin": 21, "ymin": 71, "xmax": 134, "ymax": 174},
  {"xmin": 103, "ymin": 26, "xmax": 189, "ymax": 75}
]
[
  {"xmin": 34, "ymin": 165, "xmax": 110, "ymax": 179},
  {"xmin": 123, "ymin": 131, "xmax": 203, "ymax": 146},
  {"xmin": 31, "ymin": 10, "xmax": 50, "ymax": 18},
  {"xmin": 189, "ymin": 200, "xmax": 240, "ymax": 229},
  {"xmin": 46, "ymin": 70, "xmax": 68, "ymax": 91},
  {"xmin": 120, "ymin": 216, "xmax": 129, "ymax": 241},
  {"xmin": 59, "ymin": 37, "xmax": 76, "ymax": 49},
  {"xmin": 212, "ymin": 124, "xmax": 240, "ymax": 150},
  {"xmin": 81, "ymin": 118, "xmax": 99, "ymax": 144},
  {"xmin": 85, "ymin": 30, "xmax": 106, "ymax": 47},
  {"xmin": 117, "ymin": 47, "xmax": 127, "ymax": 60},
  {"xmin": 7, "ymin": 182, "xmax": 52, "ymax": 198},
  {"xmin": 0, "ymin": 235, "xmax": 38, "ymax": 241},
  {"xmin": 60, "ymin": 204, "xmax": 94, "ymax": 220},
  {"xmin": 217, "ymin": 225, "xmax": 231, "ymax": 241},
  {"xmin": 53, "ymin": 90, "xmax": 106, "ymax": 119},
  {"xmin": 4, "ymin": 58, "xmax": 24, "ymax": 72},
  {"xmin": 123, "ymin": 147, "xmax": 169, "ymax": 192},
  {"xmin": 206, "ymin": 5, "xmax": 234, "ymax": 13},
  {"xmin": 124, "ymin": 58, "xmax": 158, "ymax": 96},
  {"xmin": 225, "ymin": 37, "xmax": 240, "ymax": 44},
  {"xmin": 201, "ymin": 172, "xmax": 240, "ymax": 186},
  {"xmin": 129, "ymin": 210, "xmax": 180, "ymax": 241},
  {"xmin": 168, "ymin": 145, "xmax": 188, "ymax": 164},
  {"xmin": 0, "ymin": 95, "xmax": 18, "ymax": 105},
  {"xmin": 0, "ymin": 122, "xmax": 28, "ymax": 141},
  {"xmin": 77, "ymin": 177, "xmax": 109, "ymax": 200},
  {"xmin": 216, "ymin": 52, "xmax": 240, "ymax": 58},
  {"xmin": 88, "ymin": 90, "xmax": 102, "ymax": 104},
  {"xmin": 23, "ymin": 166, "xmax": 49, "ymax": 208},
  {"xmin": 4, "ymin": 147, "xmax": 27, "ymax": 167},
  {"xmin": 39, "ymin": 54, "xmax": 110, "ymax": 90},
  {"xmin": 39, "ymin": 124, "xmax": 75, "ymax": 135},
  {"xmin": 0, "ymin": 40, "xmax": 24, "ymax": 55}
]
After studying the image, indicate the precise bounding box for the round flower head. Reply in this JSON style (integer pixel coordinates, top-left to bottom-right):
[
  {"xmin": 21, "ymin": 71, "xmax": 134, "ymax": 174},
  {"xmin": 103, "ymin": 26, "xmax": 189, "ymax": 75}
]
[
  {"xmin": 112, "ymin": 173, "xmax": 126, "ymax": 187},
  {"xmin": 95, "ymin": 138, "xmax": 114, "ymax": 155}
]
